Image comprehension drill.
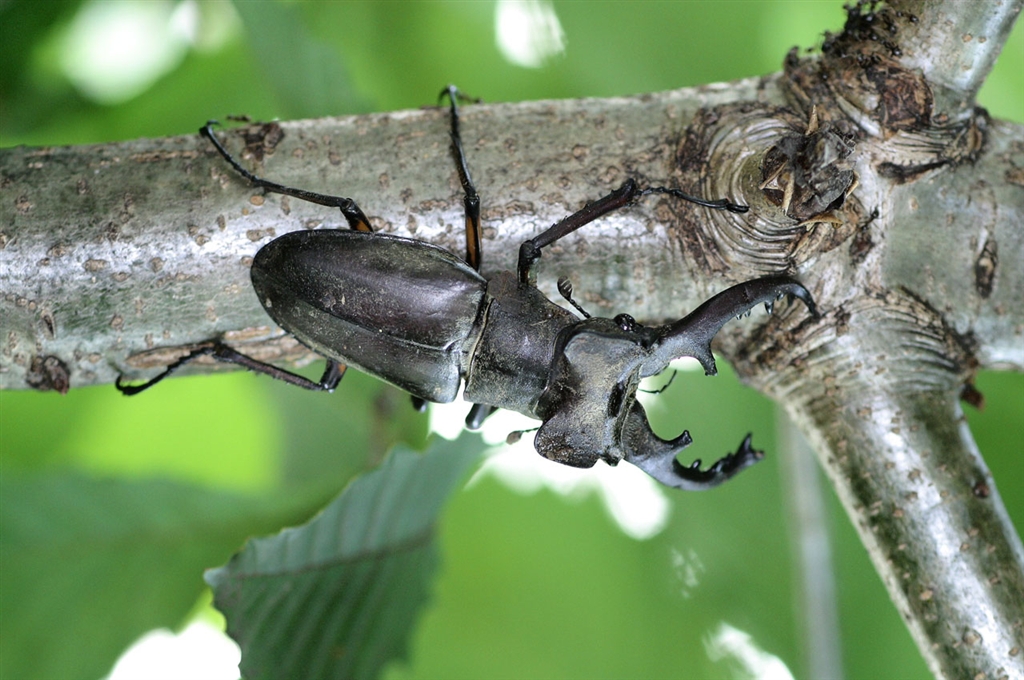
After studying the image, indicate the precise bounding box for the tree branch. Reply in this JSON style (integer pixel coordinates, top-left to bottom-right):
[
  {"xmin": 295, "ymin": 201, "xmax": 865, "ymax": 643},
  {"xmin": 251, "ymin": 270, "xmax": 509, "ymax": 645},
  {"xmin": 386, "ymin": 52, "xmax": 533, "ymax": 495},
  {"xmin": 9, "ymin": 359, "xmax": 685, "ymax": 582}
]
[
  {"xmin": 1, "ymin": 1, "xmax": 1021, "ymax": 678},
  {"xmin": 2, "ymin": 79, "xmax": 776, "ymax": 390},
  {"xmin": 881, "ymin": 0, "xmax": 1021, "ymax": 121},
  {"xmin": 746, "ymin": 292, "xmax": 1024, "ymax": 679}
]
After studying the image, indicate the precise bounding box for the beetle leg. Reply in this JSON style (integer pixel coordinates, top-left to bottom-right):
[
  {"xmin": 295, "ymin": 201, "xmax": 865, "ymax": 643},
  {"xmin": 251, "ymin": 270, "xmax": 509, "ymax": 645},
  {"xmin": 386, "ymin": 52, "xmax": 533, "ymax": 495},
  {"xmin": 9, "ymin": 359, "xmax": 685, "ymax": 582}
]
[
  {"xmin": 640, "ymin": 186, "xmax": 749, "ymax": 213},
  {"xmin": 439, "ymin": 87, "xmax": 498, "ymax": 426},
  {"xmin": 518, "ymin": 180, "xmax": 644, "ymax": 284},
  {"xmin": 464, "ymin": 403, "xmax": 497, "ymax": 430},
  {"xmin": 200, "ymin": 122, "xmax": 374, "ymax": 232},
  {"xmin": 638, "ymin": 369, "xmax": 677, "ymax": 395},
  {"xmin": 439, "ymin": 86, "xmax": 483, "ymax": 272},
  {"xmin": 117, "ymin": 341, "xmax": 346, "ymax": 395},
  {"xmin": 409, "ymin": 388, "xmax": 495, "ymax": 426},
  {"xmin": 516, "ymin": 179, "xmax": 749, "ymax": 284},
  {"xmin": 409, "ymin": 393, "xmax": 495, "ymax": 425}
]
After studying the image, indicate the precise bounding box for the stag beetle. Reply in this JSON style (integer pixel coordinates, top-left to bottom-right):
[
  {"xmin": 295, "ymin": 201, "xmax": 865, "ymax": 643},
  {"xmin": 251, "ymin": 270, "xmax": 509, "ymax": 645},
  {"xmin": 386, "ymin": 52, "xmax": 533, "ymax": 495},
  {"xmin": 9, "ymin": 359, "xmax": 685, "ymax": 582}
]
[{"xmin": 118, "ymin": 87, "xmax": 816, "ymax": 491}]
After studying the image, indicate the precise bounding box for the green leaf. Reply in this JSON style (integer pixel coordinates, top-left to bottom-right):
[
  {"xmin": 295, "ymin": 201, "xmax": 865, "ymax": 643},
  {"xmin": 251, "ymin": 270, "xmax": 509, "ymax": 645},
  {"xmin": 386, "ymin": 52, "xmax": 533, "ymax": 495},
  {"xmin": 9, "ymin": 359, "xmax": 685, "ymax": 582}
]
[
  {"xmin": 230, "ymin": 0, "xmax": 367, "ymax": 118},
  {"xmin": 0, "ymin": 473, "xmax": 319, "ymax": 680},
  {"xmin": 207, "ymin": 434, "xmax": 483, "ymax": 680}
]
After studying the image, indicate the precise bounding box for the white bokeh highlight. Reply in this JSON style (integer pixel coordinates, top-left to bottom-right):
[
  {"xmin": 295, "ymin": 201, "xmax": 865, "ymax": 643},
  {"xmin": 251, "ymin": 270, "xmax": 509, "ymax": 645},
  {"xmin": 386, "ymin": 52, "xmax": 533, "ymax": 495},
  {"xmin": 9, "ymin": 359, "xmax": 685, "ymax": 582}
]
[
  {"xmin": 431, "ymin": 386, "xmax": 673, "ymax": 541},
  {"xmin": 494, "ymin": 0, "xmax": 567, "ymax": 68},
  {"xmin": 704, "ymin": 623, "xmax": 796, "ymax": 680},
  {"xmin": 105, "ymin": 620, "xmax": 240, "ymax": 680},
  {"xmin": 58, "ymin": 0, "xmax": 238, "ymax": 105}
]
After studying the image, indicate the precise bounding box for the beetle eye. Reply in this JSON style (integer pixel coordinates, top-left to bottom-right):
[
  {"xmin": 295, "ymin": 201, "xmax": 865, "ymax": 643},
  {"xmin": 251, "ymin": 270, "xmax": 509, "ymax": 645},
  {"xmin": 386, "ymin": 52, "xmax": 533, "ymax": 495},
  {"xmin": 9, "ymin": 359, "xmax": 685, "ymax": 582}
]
[{"xmin": 614, "ymin": 313, "xmax": 637, "ymax": 332}]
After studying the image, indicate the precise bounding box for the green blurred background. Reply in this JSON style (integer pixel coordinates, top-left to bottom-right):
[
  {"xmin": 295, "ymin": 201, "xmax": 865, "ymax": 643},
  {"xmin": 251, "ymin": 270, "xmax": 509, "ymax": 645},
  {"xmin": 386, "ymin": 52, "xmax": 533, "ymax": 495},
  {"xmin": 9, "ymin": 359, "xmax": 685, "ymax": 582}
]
[{"xmin": 1, "ymin": 1, "xmax": 1021, "ymax": 679}]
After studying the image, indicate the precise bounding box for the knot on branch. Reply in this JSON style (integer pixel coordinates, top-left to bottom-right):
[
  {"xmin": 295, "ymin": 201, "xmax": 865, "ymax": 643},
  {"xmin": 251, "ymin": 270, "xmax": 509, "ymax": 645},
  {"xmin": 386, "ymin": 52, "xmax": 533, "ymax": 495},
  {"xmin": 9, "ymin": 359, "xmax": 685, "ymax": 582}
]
[
  {"xmin": 25, "ymin": 355, "xmax": 71, "ymax": 394},
  {"xmin": 781, "ymin": 4, "xmax": 988, "ymax": 171},
  {"xmin": 736, "ymin": 286, "xmax": 979, "ymax": 414},
  {"xmin": 664, "ymin": 103, "xmax": 866, "ymax": 276},
  {"xmin": 785, "ymin": 2, "xmax": 932, "ymax": 133}
]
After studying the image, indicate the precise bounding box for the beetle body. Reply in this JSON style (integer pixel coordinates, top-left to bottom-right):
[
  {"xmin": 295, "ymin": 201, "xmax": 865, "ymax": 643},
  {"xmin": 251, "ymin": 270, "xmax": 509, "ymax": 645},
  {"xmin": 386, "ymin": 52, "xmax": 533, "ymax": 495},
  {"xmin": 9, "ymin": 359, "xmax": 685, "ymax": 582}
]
[
  {"xmin": 252, "ymin": 229, "xmax": 584, "ymax": 417},
  {"xmin": 118, "ymin": 89, "xmax": 817, "ymax": 491},
  {"xmin": 250, "ymin": 225, "xmax": 815, "ymax": 488}
]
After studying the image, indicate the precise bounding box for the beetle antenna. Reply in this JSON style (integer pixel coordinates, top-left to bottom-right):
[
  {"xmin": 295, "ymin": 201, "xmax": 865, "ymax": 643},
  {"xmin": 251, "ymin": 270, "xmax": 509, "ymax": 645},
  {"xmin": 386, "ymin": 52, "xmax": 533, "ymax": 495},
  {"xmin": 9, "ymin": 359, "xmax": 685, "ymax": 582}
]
[
  {"xmin": 517, "ymin": 180, "xmax": 749, "ymax": 285},
  {"xmin": 556, "ymin": 277, "xmax": 591, "ymax": 319},
  {"xmin": 639, "ymin": 369, "xmax": 677, "ymax": 395},
  {"xmin": 506, "ymin": 427, "xmax": 540, "ymax": 445}
]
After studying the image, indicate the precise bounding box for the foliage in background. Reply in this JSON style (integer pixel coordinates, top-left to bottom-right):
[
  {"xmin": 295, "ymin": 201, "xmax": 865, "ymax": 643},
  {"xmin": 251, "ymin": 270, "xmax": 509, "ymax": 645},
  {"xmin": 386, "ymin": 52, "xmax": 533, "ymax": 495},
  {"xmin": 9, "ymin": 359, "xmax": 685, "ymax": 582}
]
[{"xmin": 1, "ymin": 1, "xmax": 1020, "ymax": 678}]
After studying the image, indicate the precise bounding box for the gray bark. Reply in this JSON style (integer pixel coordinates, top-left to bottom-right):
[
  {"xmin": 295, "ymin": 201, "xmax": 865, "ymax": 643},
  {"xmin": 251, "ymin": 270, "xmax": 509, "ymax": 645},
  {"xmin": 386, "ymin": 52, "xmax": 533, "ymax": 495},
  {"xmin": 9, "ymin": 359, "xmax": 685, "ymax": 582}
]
[{"xmin": 1, "ymin": 1, "xmax": 1021, "ymax": 678}]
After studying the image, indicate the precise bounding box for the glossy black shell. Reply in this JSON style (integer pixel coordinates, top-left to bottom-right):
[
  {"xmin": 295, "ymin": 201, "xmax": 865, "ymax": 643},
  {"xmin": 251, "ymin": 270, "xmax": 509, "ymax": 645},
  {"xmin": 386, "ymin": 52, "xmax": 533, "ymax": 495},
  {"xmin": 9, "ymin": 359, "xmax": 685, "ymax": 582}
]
[{"xmin": 251, "ymin": 230, "xmax": 487, "ymax": 402}]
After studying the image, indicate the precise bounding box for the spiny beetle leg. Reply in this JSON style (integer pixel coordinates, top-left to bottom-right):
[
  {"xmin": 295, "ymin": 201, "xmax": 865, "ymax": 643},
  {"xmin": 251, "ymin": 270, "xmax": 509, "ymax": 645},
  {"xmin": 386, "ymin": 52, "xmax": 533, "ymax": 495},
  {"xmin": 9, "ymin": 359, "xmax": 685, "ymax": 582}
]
[
  {"xmin": 199, "ymin": 121, "xmax": 373, "ymax": 232},
  {"xmin": 439, "ymin": 85, "xmax": 483, "ymax": 272},
  {"xmin": 117, "ymin": 341, "xmax": 346, "ymax": 396},
  {"xmin": 641, "ymin": 186, "xmax": 749, "ymax": 214},
  {"xmin": 638, "ymin": 369, "xmax": 677, "ymax": 395},
  {"xmin": 518, "ymin": 180, "xmax": 643, "ymax": 283},
  {"xmin": 439, "ymin": 86, "xmax": 497, "ymax": 426},
  {"xmin": 516, "ymin": 179, "xmax": 748, "ymax": 284}
]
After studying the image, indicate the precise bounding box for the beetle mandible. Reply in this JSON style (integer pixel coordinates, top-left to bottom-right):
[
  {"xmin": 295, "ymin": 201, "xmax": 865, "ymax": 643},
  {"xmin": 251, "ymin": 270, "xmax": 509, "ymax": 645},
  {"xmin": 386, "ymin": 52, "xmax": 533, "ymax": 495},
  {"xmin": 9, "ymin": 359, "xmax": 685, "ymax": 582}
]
[{"xmin": 118, "ymin": 87, "xmax": 817, "ymax": 490}]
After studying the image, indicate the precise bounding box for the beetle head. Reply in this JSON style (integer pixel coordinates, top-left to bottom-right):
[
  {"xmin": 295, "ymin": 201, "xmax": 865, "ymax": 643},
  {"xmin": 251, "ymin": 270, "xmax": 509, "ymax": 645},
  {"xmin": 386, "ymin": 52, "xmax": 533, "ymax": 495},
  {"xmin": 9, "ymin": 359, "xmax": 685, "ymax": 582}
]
[{"xmin": 532, "ymin": 276, "xmax": 816, "ymax": 490}]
